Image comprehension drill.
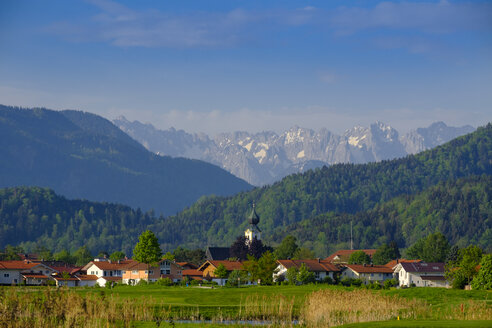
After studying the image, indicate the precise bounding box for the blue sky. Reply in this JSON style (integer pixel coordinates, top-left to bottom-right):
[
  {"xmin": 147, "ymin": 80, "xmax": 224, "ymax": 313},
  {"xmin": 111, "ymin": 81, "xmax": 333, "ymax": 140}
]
[{"xmin": 0, "ymin": 0, "xmax": 491, "ymax": 134}]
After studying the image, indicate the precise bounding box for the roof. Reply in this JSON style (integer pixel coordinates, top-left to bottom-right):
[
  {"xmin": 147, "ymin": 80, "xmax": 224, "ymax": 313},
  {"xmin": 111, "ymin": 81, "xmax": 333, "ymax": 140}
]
[
  {"xmin": 177, "ymin": 262, "xmax": 198, "ymax": 270},
  {"xmin": 277, "ymin": 259, "xmax": 340, "ymax": 272},
  {"xmin": 324, "ymin": 249, "xmax": 377, "ymax": 263},
  {"xmin": 344, "ymin": 264, "xmax": 394, "ymax": 274},
  {"xmin": 205, "ymin": 247, "xmax": 230, "ymax": 261},
  {"xmin": 49, "ymin": 266, "xmax": 81, "ymax": 274},
  {"xmin": 400, "ymin": 262, "xmax": 445, "ymax": 273},
  {"xmin": 198, "ymin": 260, "xmax": 244, "ymax": 272},
  {"xmin": 182, "ymin": 269, "xmax": 203, "ymax": 276},
  {"xmin": 421, "ymin": 275, "xmax": 447, "ymax": 281},
  {"xmin": 76, "ymin": 274, "xmax": 98, "ymax": 281},
  {"xmin": 385, "ymin": 259, "xmax": 421, "ymax": 268},
  {"xmin": 248, "ymin": 205, "xmax": 260, "ymax": 226},
  {"xmin": 83, "ymin": 260, "xmax": 134, "ymax": 271},
  {"xmin": 22, "ymin": 274, "xmax": 49, "ymax": 279},
  {"xmin": 0, "ymin": 261, "xmax": 41, "ymax": 270},
  {"xmin": 52, "ymin": 274, "xmax": 79, "ymax": 281}
]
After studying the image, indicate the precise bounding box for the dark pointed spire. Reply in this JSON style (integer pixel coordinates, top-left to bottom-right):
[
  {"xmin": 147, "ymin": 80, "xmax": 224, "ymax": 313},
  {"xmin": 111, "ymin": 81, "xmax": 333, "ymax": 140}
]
[{"xmin": 248, "ymin": 202, "xmax": 260, "ymax": 225}]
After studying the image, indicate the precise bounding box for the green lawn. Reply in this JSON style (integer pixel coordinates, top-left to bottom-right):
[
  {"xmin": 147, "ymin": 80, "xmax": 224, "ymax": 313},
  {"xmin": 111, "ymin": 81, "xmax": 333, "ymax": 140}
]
[{"xmin": 336, "ymin": 320, "xmax": 492, "ymax": 328}]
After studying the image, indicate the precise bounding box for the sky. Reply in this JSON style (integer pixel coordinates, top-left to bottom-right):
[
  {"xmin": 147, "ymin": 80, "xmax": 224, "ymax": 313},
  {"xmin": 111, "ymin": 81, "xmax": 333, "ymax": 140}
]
[{"xmin": 0, "ymin": 0, "xmax": 491, "ymax": 135}]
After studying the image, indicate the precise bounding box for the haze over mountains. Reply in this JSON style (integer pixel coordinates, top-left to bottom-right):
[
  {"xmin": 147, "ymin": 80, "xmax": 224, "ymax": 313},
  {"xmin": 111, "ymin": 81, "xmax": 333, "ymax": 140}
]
[
  {"xmin": 114, "ymin": 118, "xmax": 474, "ymax": 185},
  {"xmin": 0, "ymin": 105, "xmax": 251, "ymax": 215}
]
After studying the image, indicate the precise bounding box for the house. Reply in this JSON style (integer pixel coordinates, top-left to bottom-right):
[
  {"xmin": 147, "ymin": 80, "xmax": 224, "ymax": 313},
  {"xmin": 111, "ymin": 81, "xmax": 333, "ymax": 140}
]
[
  {"xmin": 52, "ymin": 273, "xmax": 80, "ymax": 287},
  {"xmin": 394, "ymin": 262, "xmax": 449, "ymax": 288},
  {"xmin": 0, "ymin": 261, "xmax": 56, "ymax": 285},
  {"xmin": 82, "ymin": 259, "xmax": 133, "ymax": 286},
  {"xmin": 121, "ymin": 260, "xmax": 183, "ymax": 285},
  {"xmin": 340, "ymin": 264, "xmax": 394, "ymax": 284},
  {"xmin": 182, "ymin": 269, "xmax": 203, "ymax": 282},
  {"xmin": 197, "ymin": 260, "xmax": 244, "ymax": 285},
  {"xmin": 75, "ymin": 274, "xmax": 99, "ymax": 287},
  {"xmin": 97, "ymin": 276, "xmax": 122, "ymax": 287},
  {"xmin": 275, "ymin": 259, "xmax": 340, "ymax": 282},
  {"xmin": 384, "ymin": 259, "xmax": 421, "ymax": 269},
  {"xmin": 324, "ymin": 249, "xmax": 377, "ymax": 264}
]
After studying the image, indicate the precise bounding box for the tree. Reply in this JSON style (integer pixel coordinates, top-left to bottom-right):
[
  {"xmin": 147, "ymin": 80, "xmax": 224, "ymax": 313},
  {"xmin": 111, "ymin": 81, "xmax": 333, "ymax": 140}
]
[
  {"xmin": 162, "ymin": 251, "xmax": 175, "ymax": 261},
  {"xmin": 172, "ymin": 247, "xmax": 206, "ymax": 266},
  {"xmin": 248, "ymin": 237, "xmax": 266, "ymax": 259},
  {"xmin": 214, "ymin": 263, "xmax": 229, "ymax": 285},
  {"xmin": 348, "ymin": 250, "xmax": 371, "ymax": 265},
  {"xmin": 73, "ymin": 246, "xmax": 93, "ymax": 266},
  {"xmin": 292, "ymin": 247, "xmax": 315, "ymax": 260},
  {"xmin": 109, "ymin": 251, "xmax": 125, "ymax": 262},
  {"xmin": 33, "ymin": 245, "xmax": 54, "ymax": 261},
  {"xmin": 471, "ymin": 254, "xmax": 492, "ymax": 290},
  {"xmin": 447, "ymin": 245, "xmax": 483, "ymax": 288},
  {"xmin": 54, "ymin": 249, "xmax": 76, "ymax": 265},
  {"xmin": 230, "ymin": 236, "xmax": 249, "ymax": 260},
  {"xmin": 256, "ymin": 251, "xmax": 278, "ymax": 285},
  {"xmin": 285, "ymin": 266, "xmax": 298, "ymax": 285},
  {"xmin": 297, "ymin": 263, "xmax": 315, "ymax": 284},
  {"xmin": 226, "ymin": 269, "xmax": 248, "ymax": 287},
  {"xmin": 406, "ymin": 232, "xmax": 450, "ymax": 262},
  {"xmin": 133, "ymin": 230, "xmax": 162, "ymax": 273},
  {"xmin": 274, "ymin": 235, "xmax": 299, "ymax": 259},
  {"xmin": 1, "ymin": 245, "xmax": 23, "ymax": 261},
  {"xmin": 373, "ymin": 242, "xmax": 400, "ymax": 265}
]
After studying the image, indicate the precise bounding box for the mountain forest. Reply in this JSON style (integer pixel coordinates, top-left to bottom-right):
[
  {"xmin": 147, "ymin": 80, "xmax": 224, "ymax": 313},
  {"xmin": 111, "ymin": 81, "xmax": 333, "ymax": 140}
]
[{"xmin": 0, "ymin": 123, "xmax": 489, "ymax": 256}]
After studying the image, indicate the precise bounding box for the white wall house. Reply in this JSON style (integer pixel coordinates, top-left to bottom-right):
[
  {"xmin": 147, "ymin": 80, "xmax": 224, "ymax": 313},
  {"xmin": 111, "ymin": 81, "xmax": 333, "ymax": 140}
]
[
  {"xmin": 340, "ymin": 264, "xmax": 394, "ymax": 284},
  {"xmin": 274, "ymin": 259, "xmax": 340, "ymax": 282},
  {"xmin": 394, "ymin": 262, "xmax": 449, "ymax": 288},
  {"xmin": 82, "ymin": 260, "xmax": 133, "ymax": 286},
  {"xmin": 0, "ymin": 261, "xmax": 55, "ymax": 285}
]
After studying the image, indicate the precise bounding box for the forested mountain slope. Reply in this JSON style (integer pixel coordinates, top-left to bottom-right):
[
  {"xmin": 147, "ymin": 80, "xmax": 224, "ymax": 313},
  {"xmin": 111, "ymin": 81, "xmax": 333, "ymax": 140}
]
[
  {"xmin": 275, "ymin": 175, "xmax": 491, "ymax": 256},
  {"xmin": 0, "ymin": 105, "xmax": 251, "ymax": 215},
  {"xmin": 0, "ymin": 187, "xmax": 152, "ymax": 255},
  {"xmin": 152, "ymin": 124, "xmax": 491, "ymax": 250}
]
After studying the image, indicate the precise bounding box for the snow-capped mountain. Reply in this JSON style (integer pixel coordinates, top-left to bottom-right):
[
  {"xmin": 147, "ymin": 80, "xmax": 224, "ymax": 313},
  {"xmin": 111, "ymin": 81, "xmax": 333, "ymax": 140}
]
[{"xmin": 113, "ymin": 117, "xmax": 475, "ymax": 186}]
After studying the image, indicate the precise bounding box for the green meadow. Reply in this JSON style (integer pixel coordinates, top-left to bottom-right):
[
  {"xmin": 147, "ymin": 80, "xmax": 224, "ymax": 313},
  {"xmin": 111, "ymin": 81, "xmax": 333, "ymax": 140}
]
[{"xmin": 4, "ymin": 285, "xmax": 491, "ymax": 327}]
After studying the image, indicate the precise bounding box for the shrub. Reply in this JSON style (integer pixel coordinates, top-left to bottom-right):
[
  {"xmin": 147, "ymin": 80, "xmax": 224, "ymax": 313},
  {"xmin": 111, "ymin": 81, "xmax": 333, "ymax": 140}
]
[
  {"xmin": 136, "ymin": 279, "xmax": 149, "ymax": 286},
  {"xmin": 156, "ymin": 278, "xmax": 173, "ymax": 286},
  {"xmin": 322, "ymin": 276, "xmax": 333, "ymax": 284}
]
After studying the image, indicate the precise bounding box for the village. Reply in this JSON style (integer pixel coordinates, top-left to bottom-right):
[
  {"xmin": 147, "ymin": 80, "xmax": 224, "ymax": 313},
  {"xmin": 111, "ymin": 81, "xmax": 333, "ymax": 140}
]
[{"xmin": 0, "ymin": 206, "xmax": 451, "ymax": 289}]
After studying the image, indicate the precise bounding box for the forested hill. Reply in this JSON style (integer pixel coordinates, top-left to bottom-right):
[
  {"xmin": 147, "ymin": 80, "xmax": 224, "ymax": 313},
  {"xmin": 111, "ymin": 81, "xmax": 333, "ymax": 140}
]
[
  {"xmin": 0, "ymin": 186, "xmax": 152, "ymax": 255},
  {"xmin": 0, "ymin": 105, "xmax": 251, "ymax": 215},
  {"xmin": 275, "ymin": 175, "xmax": 491, "ymax": 256},
  {"xmin": 152, "ymin": 124, "xmax": 491, "ymax": 250}
]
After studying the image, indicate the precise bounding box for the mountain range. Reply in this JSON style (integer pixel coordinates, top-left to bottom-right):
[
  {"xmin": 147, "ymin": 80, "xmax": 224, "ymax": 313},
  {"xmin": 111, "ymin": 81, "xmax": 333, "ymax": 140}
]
[
  {"xmin": 114, "ymin": 118, "xmax": 475, "ymax": 185},
  {"xmin": 0, "ymin": 105, "xmax": 251, "ymax": 215}
]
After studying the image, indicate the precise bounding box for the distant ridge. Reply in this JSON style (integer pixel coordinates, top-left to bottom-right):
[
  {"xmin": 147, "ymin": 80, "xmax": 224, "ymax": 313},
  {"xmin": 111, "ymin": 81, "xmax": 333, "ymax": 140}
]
[
  {"xmin": 114, "ymin": 117, "xmax": 475, "ymax": 185},
  {"xmin": 0, "ymin": 105, "xmax": 252, "ymax": 215}
]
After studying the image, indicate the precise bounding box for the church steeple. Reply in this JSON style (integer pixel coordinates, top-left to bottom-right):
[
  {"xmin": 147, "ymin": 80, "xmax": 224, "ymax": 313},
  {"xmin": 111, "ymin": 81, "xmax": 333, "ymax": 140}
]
[{"xmin": 245, "ymin": 202, "xmax": 261, "ymax": 243}]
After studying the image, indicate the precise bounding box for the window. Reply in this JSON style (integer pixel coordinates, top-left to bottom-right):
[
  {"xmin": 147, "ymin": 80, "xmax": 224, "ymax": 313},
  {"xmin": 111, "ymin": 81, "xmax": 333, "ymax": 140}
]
[
  {"xmin": 132, "ymin": 270, "xmax": 138, "ymax": 274},
  {"xmin": 4, "ymin": 273, "xmax": 9, "ymax": 277},
  {"xmin": 149, "ymin": 270, "xmax": 154, "ymax": 275},
  {"xmin": 104, "ymin": 271, "xmax": 107, "ymax": 276},
  {"xmin": 161, "ymin": 270, "xmax": 170, "ymax": 275}
]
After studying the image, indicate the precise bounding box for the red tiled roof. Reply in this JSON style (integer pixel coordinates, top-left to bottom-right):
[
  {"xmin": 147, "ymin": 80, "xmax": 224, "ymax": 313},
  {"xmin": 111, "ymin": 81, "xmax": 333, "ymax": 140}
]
[
  {"xmin": 400, "ymin": 262, "xmax": 445, "ymax": 273},
  {"xmin": 22, "ymin": 274, "xmax": 49, "ymax": 279},
  {"xmin": 83, "ymin": 260, "xmax": 135, "ymax": 271},
  {"xmin": 198, "ymin": 260, "xmax": 243, "ymax": 272},
  {"xmin": 277, "ymin": 259, "xmax": 340, "ymax": 272},
  {"xmin": 177, "ymin": 262, "xmax": 198, "ymax": 269},
  {"xmin": 98, "ymin": 276, "xmax": 122, "ymax": 282},
  {"xmin": 53, "ymin": 275, "xmax": 79, "ymax": 281},
  {"xmin": 182, "ymin": 269, "xmax": 202, "ymax": 276},
  {"xmin": 344, "ymin": 264, "xmax": 394, "ymax": 274},
  {"xmin": 0, "ymin": 261, "xmax": 40, "ymax": 270},
  {"xmin": 325, "ymin": 249, "xmax": 377, "ymax": 263}
]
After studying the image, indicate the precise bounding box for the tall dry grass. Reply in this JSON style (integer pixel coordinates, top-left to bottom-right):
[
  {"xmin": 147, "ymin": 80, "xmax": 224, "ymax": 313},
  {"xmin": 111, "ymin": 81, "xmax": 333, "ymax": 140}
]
[
  {"xmin": 239, "ymin": 294, "xmax": 296, "ymax": 322},
  {"xmin": 0, "ymin": 287, "xmax": 171, "ymax": 328},
  {"xmin": 301, "ymin": 289, "xmax": 492, "ymax": 327}
]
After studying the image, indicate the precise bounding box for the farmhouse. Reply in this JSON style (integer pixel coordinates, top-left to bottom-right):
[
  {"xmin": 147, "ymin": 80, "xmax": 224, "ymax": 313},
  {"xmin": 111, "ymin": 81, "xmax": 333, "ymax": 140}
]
[
  {"xmin": 340, "ymin": 264, "xmax": 394, "ymax": 284},
  {"xmin": 394, "ymin": 262, "xmax": 449, "ymax": 288},
  {"xmin": 121, "ymin": 259, "xmax": 183, "ymax": 285},
  {"xmin": 0, "ymin": 261, "xmax": 56, "ymax": 285},
  {"xmin": 198, "ymin": 260, "xmax": 243, "ymax": 285},
  {"xmin": 275, "ymin": 259, "xmax": 340, "ymax": 282}
]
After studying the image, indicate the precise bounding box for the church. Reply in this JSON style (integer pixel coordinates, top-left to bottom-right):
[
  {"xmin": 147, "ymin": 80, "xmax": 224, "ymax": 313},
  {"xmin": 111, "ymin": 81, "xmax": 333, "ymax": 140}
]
[{"xmin": 205, "ymin": 204, "xmax": 261, "ymax": 261}]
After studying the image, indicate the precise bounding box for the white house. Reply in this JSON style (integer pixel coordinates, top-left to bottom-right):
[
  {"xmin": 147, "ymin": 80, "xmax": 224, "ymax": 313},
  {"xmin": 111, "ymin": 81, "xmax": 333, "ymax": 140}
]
[
  {"xmin": 340, "ymin": 264, "xmax": 394, "ymax": 284},
  {"xmin": 82, "ymin": 259, "xmax": 133, "ymax": 286},
  {"xmin": 275, "ymin": 259, "xmax": 340, "ymax": 282},
  {"xmin": 0, "ymin": 261, "xmax": 56, "ymax": 285},
  {"xmin": 394, "ymin": 262, "xmax": 449, "ymax": 288}
]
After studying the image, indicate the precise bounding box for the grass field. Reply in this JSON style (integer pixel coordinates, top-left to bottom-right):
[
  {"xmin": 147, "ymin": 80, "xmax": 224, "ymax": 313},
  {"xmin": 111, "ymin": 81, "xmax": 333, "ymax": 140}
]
[
  {"xmin": 336, "ymin": 320, "xmax": 492, "ymax": 328},
  {"xmin": 5, "ymin": 284, "xmax": 492, "ymax": 327}
]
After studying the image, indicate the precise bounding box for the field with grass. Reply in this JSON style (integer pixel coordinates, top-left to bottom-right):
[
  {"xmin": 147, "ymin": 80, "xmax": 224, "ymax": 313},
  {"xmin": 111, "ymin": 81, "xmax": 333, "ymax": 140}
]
[{"xmin": 2, "ymin": 284, "xmax": 491, "ymax": 327}]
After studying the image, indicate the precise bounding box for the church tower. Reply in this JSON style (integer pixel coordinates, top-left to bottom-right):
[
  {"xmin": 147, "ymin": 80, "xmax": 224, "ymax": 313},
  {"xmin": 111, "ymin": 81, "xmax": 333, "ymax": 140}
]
[{"xmin": 245, "ymin": 203, "xmax": 261, "ymax": 244}]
